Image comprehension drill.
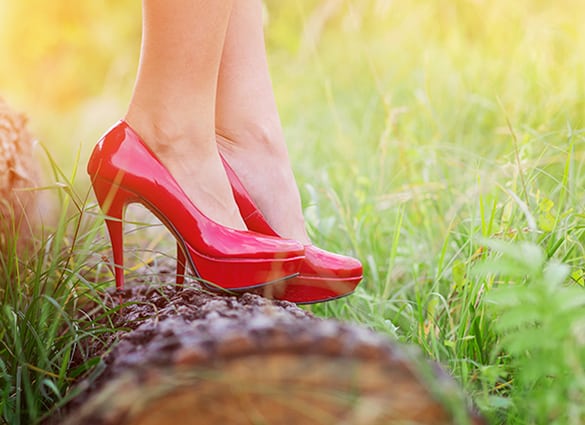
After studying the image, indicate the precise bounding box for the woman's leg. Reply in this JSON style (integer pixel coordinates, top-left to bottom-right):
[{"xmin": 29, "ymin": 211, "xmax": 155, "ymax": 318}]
[
  {"xmin": 126, "ymin": 0, "xmax": 246, "ymax": 230},
  {"xmin": 215, "ymin": 0, "xmax": 311, "ymax": 244}
]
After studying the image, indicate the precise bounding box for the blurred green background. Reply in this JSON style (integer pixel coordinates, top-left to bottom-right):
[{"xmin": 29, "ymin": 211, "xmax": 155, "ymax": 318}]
[
  {"xmin": 1, "ymin": 0, "xmax": 581, "ymax": 171},
  {"xmin": 1, "ymin": 0, "xmax": 584, "ymax": 181}
]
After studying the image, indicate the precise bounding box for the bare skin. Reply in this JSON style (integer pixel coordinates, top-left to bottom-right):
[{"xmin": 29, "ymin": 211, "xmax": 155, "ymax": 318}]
[
  {"xmin": 216, "ymin": 0, "xmax": 311, "ymax": 244},
  {"xmin": 125, "ymin": 0, "xmax": 246, "ymax": 230}
]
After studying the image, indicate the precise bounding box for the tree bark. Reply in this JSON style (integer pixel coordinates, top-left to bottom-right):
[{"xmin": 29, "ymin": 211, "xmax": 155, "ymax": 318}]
[
  {"xmin": 60, "ymin": 284, "xmax": 485, "ymax": 425},
  {"xmin": 0, "ymin": 97, "xmax": 39, "ymax": 252}
]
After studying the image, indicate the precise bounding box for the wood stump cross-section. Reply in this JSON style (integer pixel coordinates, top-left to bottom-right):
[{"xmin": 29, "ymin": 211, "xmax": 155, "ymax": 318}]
[
  {"xmin": 60, "ymin": 285, "xmax": 485, "ymax": 425},
  {"xmin": 0, "ymin": 97, "xmax": 40, "ymax": 252}
]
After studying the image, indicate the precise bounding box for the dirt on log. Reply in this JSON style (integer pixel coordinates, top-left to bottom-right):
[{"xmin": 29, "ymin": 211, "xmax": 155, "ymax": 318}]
[{"xmin": 59, "ymin": 283, "xmax": 486, "ymax": 425}]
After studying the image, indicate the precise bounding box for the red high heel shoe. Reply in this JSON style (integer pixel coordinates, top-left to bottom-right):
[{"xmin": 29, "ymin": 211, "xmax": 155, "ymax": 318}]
[
  {"xmin": 87, "ymin": 121, "xmax": 305, "ymax": 291},
  {"xmin": 218, "ymin": 156, "xmax": 363, "ymax": 304}
]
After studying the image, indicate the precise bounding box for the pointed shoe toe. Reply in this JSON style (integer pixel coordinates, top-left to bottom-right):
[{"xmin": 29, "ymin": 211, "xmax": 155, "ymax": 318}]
[{"xmin": 274, "ymin": 245, "xmax": 363, "ymax": 304}]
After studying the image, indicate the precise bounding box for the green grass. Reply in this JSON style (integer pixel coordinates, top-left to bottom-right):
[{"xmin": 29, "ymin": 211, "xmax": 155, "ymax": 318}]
[
  {"xmin": 3, "ymin": 0, "xmax": 585, "ymax": 423},
  {"xmin": 0, "ymin": 154, "xmax": 119, "ymax": 425}
]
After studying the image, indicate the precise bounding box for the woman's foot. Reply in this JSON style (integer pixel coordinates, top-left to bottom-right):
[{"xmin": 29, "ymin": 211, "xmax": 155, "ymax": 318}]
[
  {"xmin": 220, "ymin": 146, "xmax": 363, "ymax": 304},
  {"xmin": 216, "ymin": 125, "xmax": 311, "ymax": 244},
  {"xmin": 126, "ymin": 111, "xmax": 246, "ymax": 231}
]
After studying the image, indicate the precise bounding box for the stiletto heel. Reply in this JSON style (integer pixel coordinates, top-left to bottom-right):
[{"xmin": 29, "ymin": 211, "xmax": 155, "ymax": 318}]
[
  {"xmin": 88, "ymin": 121, "xmax": 305, "ymax": 291},
  {"xmin": 92, "ymin": 176, "xmax": 137, "ymax": 290},
  {"xmin": 221, "ymin": 155, "xmax": 363, "ymax": 303}
]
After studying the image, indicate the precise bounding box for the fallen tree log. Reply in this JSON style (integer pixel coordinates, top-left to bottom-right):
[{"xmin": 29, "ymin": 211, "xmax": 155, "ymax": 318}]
[{"xmin": 60, "ymin": 284, "xmax": 486, "ymax": 425}]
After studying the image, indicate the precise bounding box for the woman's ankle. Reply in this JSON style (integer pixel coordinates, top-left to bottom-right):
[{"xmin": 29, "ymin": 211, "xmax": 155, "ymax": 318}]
[
  {"xmin": 126, "ymin": 105, "xmax": 216, "ymax": 158},
  {"xmin": 216, "ymin": 118, "xmax": 288, "ymax": 159}
]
